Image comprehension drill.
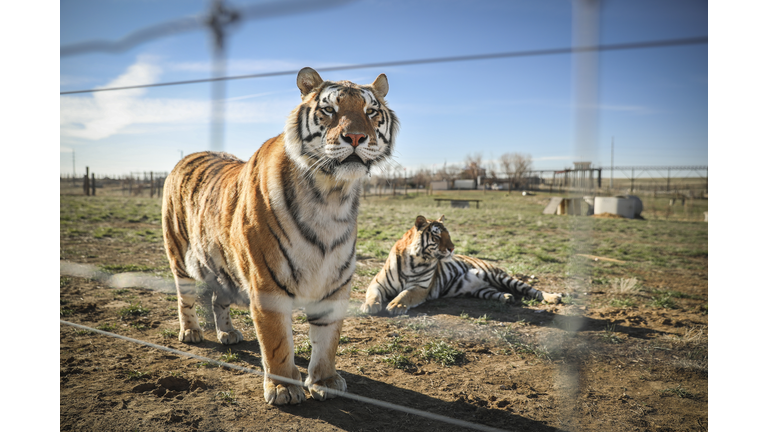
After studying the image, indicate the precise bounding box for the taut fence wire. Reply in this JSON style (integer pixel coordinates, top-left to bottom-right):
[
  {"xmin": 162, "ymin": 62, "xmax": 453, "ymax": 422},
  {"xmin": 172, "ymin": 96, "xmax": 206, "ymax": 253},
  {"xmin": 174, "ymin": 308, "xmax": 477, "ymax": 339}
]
[
  {"xmin": 60, "ymin": 319, "xmax": 510, "ymax": 432},
  {"xmin": 60, "ymin": 36, "xmax": 707, "ymax": 95}
]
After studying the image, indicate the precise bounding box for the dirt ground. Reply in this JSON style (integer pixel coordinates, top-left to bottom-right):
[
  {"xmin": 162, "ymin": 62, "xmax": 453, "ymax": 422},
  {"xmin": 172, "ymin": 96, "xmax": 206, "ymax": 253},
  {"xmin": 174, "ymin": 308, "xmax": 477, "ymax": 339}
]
[{"xmin": 60, "ymin": 218, "xmax": 707, "ymax": 431}]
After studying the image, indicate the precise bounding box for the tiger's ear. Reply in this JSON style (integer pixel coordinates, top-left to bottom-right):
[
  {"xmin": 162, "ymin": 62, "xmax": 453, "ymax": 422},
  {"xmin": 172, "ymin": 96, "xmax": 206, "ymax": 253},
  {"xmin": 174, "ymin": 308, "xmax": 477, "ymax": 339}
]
[
  {"xmin": 437, "ymin": 215, "xmax": 446, "ymax": 223},
  {"xmin": 297, "ymin": 67, "xmax": 324, "ymax": 96},
  {"xmin": 371, "ymin": 73, "xmax": 389, "ymax": 97},
  {"xmin": 415, "ymin": 215, "xmax": 428, "ymax": 230}
]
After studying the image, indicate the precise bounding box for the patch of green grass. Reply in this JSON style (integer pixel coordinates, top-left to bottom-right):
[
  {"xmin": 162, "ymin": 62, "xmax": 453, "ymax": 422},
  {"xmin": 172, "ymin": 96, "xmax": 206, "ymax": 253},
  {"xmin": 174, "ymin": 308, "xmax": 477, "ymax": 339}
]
[
  {"xmin": 610, "ymin": 298, "xmax": 637, "ymax": 308},
  {"xmin": 650, "ymin": 294, "xmax": 677, "ymax": 309},
  {"xmin": 74, "ymin": 329, "xmax": 93, "ymax": 336},
  {"xmin": 60, "ymin": 308, "xmax": 75, "ymax": 317},
  {"xmin": 296, "ymin": 315, "xmax": 308, "ymax": 324},
  {"xmin": 113, "ymin": 288, "xmax": 131, "ymax": 295},
  {"xmin": 661, "ymin": 384, "xmax": 694, "ymax": 399},
  {"xmin": 165, "ymin": 295, "xmax": 177, "ymax": 302},
  {"xmin": 159, "ymin": 329, "xmax": 176, "ymax": 339},
  {"xmin": 97, "ymin": 323, "xmax": 117, "ymax": 331},
  {"xmin": 522, "ymin": 298, "xmax": 542, "ymax": 307},
  {"xmin": 366, "ymin": 336, "xmax": 412, "ymax": 355},
  {"xmin": 216, "ymin": 390, "xmax": 238, "ymax": 404},
  {"xmin": 339, "ymin": 335, "xmax": 351, "ymax": 344},
  {"xmin": 101, "ymin": 264, "xmax": 157, "ymax": 273},
  {"xmin": 420, "ymin": 341, "xmax": 466, "ymax": 366},
  {"xmin": 382, "ymin": 354, "xmax": 416, "ymax": 371},
  {"xmin": 125, "ymin": 369, "xmax": 151, "ymax": 381},
  {"xmin": 119, "ymin": 303, "xmax": 150, "ymax": 318},
  {"xmin": 229, "ymin": 308, "xmax": 249, "ymax": 316},
  {"xmin": 196, "ymin": 361, "xmax": 217, "ymax": 368},
  {"xmin": 130, "ymin": 322, "xmax": 148, "ymax": 331},
  {"xmin": 294, "ymin": 339, "xmax": 312, "ymax": 357},
  {"xmin": 338, "ymin": 346, "xmax": 359, "ymax": 356},
  {"xmin": 219, "ymin": 349, "xmax": 239, "ymax": 363}
]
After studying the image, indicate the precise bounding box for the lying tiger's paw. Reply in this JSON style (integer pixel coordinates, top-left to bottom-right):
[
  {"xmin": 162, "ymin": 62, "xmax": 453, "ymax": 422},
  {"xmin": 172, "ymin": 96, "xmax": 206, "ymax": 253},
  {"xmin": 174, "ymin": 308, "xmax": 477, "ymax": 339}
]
[
  {"xmin": 501, "ymin": 293, "xmax": 515, "ymax": 303},
  {"xmin": 386, "ymin": 302, "xmax": 410, "ymax": 315},
  {"xmin": 542, "ymin": 292, "xmax": 563, "ymax": 304},
  {"xmin": 179, "ymin": 329, "xmax": 204, "ymax": 343},
  {"xmin": 306, "ymin": 373, "xmax": 347, "ymax": 401},
  {"xmin": 217, "ymin": 329, "xmax": 243, "ymax": 345},
  {"xmin": 264, "ymin": 382, "xmax": 306, "ymax": 406},
  {"xmin": 360, "ymin": 301, "xmax": 382, "ymax": 314}
]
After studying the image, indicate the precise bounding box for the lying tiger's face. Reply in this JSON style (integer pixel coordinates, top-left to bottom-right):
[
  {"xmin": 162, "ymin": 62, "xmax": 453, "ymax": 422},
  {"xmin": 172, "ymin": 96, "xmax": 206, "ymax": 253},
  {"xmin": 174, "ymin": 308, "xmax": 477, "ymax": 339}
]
[
  {"xmin": 284, "ymin": 67, "xmax": 399, "ymax": 182},
  {"xmin": 413, "ymin": 215, "xmax": 455, "ymax": 261}
]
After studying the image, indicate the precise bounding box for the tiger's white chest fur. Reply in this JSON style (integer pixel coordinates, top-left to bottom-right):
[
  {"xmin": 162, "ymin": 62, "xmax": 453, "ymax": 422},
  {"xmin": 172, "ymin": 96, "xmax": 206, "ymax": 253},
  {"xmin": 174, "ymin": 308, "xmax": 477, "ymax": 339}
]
[{"xmin": 264, "ymin": 169, "xmax": 360, "ymax": 304}]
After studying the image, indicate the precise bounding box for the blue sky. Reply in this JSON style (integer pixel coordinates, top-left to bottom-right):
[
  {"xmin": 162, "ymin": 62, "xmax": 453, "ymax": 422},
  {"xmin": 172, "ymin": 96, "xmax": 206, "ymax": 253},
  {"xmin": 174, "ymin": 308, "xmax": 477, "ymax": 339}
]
[{"xmin": 59, "ymin": 0, "xmax": 708, "ymax": 177}]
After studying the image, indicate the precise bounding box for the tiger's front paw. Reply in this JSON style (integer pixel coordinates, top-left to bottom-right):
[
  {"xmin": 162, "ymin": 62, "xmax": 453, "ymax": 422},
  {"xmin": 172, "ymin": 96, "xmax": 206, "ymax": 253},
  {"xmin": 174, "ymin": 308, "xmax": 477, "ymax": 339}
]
[
  {"xmin": 305, "ymin": 373, "xmax": 347, "ymax": 401},
  {"xmin": 386, "ymin": 301, "xmax": 410, "ymax": 315},
  {"xmin": 179, "ymin": 328, "xmax": 204, "ymax": 343},
  {"xmin": 501, "ymin": 293, "xmax": 515, "ymax": 303},
  {"xmin": 216, "ymin": 329, "xmax": 243, "ymax": 345},
  {"xmin": 542, "ymin": 292, "xmax": 563, "ymax": 304},
  {"xmin": 264, "ymin": 382, "xmax": 306, "ymax": 405},
  {"xmin": 360, "ymin": 301, "xmax": 382, "ymax": 314}
]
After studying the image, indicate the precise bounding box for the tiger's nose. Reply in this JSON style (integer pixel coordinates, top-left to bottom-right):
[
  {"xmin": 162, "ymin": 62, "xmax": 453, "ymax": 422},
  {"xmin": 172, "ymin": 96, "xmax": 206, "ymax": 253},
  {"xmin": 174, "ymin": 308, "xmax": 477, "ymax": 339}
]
[{"xmin": 342, "ymin": 133, "xmax": 367, "ymax": 147}]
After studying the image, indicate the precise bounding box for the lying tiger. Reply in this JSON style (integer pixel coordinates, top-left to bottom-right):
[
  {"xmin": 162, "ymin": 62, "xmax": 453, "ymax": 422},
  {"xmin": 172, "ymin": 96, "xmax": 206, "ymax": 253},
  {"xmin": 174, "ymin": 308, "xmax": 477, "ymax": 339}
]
[
  {"xmin": 361, "ymin": 215, "xmax": 563, "ymax": 314},
  {"xmin": 162, "ymin": 68, "xmax": 398, "ymax": 405}
]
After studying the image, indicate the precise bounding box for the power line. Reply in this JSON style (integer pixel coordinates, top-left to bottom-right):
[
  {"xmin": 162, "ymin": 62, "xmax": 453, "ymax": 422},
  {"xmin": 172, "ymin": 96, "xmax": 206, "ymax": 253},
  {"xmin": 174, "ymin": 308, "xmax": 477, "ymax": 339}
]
[
  {"xmin": 60, "ymin": 36, "xmax": 707, "ymax": 95},
  {"xmin": 60, "ymin": 319, "xmax": 510, "ymax": 432}
]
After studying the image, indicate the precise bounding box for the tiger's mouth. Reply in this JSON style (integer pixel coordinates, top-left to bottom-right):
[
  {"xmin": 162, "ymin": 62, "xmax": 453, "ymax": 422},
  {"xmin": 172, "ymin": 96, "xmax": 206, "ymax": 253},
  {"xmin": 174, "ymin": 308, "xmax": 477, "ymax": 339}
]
[{"xmin": 341, "ymin": 153, "xmax": 366, "ymax": 165}]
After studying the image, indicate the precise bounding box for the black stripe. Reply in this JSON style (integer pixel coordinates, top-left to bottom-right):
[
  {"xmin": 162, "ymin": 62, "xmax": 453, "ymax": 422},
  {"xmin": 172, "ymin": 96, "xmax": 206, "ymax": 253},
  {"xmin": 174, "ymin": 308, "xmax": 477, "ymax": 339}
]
[
  {"xmin": 324, "ymin": 272, "xmax": 353, "ymax": 301},
  {"xmin": 281, "ymin": 165, "xmax": 327, "ymax": 256},
  {"xmin": 266, "ymin": 223, "xmax": 300, "ymax": 285},
  {"xmin": 336, "ymin": 243, "xmax": 356, "ymax": 280},
  {"xmin": 264, "ymin": 261, "xmax": 294, "ymax": 298}
]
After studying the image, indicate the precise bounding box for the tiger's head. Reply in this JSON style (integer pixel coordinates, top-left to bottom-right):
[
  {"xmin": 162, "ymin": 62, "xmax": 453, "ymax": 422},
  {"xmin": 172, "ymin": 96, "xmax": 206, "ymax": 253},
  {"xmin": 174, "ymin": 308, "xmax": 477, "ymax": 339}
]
[
  {"xmin": 408, "ymin": 215, "xmax": 455, "ymax": 261},
  {"xmin": 284, "ymin": 67, "xmax": 399, "ymax": 182}
]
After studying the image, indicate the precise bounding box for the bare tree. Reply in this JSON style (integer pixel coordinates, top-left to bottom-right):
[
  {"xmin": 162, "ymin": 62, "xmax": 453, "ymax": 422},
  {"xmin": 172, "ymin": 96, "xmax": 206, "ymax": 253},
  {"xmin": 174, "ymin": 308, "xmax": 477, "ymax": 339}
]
[
  {"xmin": 500, "ymin": 152, "xmax": 532, "ymax": 193},
  {"xmin": 463, "ymin": 152, "xmax": 483, "ymax": 180}
]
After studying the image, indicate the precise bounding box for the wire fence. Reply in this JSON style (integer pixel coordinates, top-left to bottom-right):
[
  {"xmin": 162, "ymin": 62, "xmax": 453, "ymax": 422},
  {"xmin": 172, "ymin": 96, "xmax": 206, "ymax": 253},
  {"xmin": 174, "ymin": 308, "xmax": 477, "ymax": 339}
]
[{"xmin": 60, "ymin": 1, "xmax": 708, "ymax": 430}]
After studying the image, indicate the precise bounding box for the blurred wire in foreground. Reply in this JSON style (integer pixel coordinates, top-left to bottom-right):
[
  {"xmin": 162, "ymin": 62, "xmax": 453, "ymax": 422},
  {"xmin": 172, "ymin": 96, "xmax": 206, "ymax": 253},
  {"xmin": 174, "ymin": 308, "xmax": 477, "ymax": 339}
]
[
  {"xmin": 59, "ymin": 0, "xmax": 359, "ymax": 57},
  {"xmin": 60, "ymin": 36, "xmax": 707, "ymax": 95}
]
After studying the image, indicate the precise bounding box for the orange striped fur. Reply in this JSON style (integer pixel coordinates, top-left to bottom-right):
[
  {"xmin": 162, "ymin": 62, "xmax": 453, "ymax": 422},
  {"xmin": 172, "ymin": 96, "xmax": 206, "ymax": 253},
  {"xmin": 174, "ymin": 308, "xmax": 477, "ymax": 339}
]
[
  {"xmin": 361, "ymin": 215, "xmax": 562, "ymax": 315},
  {"xmin": 162, "ymin": 68, "xmax": 398, "ymax": 405}
]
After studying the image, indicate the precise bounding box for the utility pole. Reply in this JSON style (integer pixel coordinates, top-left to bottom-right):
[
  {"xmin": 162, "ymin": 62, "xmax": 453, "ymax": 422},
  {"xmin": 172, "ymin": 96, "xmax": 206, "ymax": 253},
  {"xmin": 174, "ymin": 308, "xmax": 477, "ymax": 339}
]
[{"xmin": 179, "ymin": 150, "xmax": 184, "ymax": 160}]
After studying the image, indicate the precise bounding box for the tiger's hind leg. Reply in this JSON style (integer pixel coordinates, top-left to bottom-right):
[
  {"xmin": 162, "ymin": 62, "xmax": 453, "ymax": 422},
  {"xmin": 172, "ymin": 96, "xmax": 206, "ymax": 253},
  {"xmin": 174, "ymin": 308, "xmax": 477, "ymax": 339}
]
[
  {"xmin": 493, "ymin": 271, "xmax": 563, "ymax": 304},
  {"xmin": 174, "ymin": 276, "xmax": 204, "ymax": 343},
  {"xmin": 211, "ymin": 291, "xmax": 243, "ymax": 345}
]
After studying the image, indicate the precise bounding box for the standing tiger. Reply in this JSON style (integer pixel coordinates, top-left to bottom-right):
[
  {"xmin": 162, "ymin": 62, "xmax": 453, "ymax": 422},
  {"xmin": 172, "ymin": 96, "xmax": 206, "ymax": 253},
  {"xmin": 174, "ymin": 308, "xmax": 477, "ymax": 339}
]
[
  {"xmin": 162, "ymin": 67, "xmax": 398, "ymax": 405},
  {"xmin": 360, "ymin": 215, "xmax": 562, "ymax": 315}
]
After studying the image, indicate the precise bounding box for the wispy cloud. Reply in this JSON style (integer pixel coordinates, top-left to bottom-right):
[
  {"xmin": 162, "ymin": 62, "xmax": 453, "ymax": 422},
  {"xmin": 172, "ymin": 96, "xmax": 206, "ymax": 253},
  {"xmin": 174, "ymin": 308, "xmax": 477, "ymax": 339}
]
[{"xmin": 60, "ymin": 59, "xmax": 296, "ymax": 141}]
